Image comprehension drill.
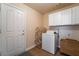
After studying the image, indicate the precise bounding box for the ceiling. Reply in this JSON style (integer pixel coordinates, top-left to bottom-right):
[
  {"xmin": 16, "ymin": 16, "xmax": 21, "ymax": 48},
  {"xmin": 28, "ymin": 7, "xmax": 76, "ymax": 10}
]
[{"xmin": 25, "ymin": 3, "xmax": 74, "ymax": 14}]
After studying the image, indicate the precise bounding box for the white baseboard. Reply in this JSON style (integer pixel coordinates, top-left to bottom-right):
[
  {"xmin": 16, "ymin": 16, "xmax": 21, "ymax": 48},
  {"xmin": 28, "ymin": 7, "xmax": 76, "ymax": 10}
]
[{"xmin": 26, "ymin": 45, "xmax": 36, "ymax": 51}]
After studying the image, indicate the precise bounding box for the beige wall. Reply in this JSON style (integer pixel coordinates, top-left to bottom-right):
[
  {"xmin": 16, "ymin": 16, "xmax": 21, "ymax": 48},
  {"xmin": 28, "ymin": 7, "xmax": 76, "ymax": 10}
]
[
  {"xmin": 14, "ymin": 3, "xmax": 43, "ymax": 50},
  {"xmin": 43, "ymin": 13, "xmax": 49, "ymax": 29}
]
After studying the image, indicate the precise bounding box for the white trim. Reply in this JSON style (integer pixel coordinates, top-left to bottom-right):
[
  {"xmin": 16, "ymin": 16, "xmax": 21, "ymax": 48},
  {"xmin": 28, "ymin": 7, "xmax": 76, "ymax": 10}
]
[
  {"xmin": 26, "ymin": 45, "xmax": 36, "ymax": 51},
  {"xmin": 2, "ymin": 3, "xmax": 25, "ymax": 12}
]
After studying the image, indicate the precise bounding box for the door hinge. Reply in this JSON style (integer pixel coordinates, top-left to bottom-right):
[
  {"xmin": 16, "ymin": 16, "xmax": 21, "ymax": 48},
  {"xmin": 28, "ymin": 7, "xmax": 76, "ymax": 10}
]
[{"xmin": 0, "ymin": 29, "xmax": 1, "ymax": 33}]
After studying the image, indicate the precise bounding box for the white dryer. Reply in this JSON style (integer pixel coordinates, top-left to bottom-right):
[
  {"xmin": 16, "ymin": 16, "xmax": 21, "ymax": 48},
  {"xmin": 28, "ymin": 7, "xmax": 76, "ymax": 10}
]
[{"xmin": 42, "ymin": 30, "xmax": 59, "ymax": 54}]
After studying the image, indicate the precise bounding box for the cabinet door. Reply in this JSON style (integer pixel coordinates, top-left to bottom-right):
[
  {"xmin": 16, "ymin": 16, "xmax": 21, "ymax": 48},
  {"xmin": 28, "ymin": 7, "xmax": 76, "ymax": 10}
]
[
  {"xmin": 49, "ymin": 13, "xmax": 57, "ymax": 26},
  {"xmin": 48, "ymin": 12, "xmax": 61, "ymax": 26},
  {"xmin": 49, "ymin": 8, "xmax": 71, "ymax": 26},
  {"xmin": 72, "ymin": 6, "xmax": 79, "ymax": 24},
  {"xmin": 52, "ymin": 13, "xmax": 58, "ymax": 26},
  {"xmin": 48, "ymin": 14, "xmax": 55, "ymax": 26},
  {"xmin": 61, "ymin": 8, "xmax": 71, "ymax": 25},
  {"xmin": 56, "ymin": 12, "xmax": 61, "ymax": 25}
]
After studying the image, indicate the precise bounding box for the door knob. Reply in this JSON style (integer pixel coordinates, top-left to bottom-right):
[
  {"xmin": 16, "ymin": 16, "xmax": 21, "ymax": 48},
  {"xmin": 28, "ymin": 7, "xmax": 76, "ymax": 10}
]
[
  {"xmin": 23, "ymin": 30, "xmax": 24, "ymax": 32},
  {"xmin": 22, "ymin": 33, "xmax": 24, "ymax": 35}
]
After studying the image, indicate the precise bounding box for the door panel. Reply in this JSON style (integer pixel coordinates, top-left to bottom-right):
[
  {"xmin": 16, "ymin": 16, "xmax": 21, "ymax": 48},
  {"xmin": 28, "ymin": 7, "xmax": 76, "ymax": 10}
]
[
  {"xmin": 6, "ymin": 8, "xmax": 15, "ymax": 32},
  {"xmin": 6, "ymin": 6, "xmax": 15, "ymax": 54},
  {"xmin": 49, "ymin": 14, "xmax": 55, "ymax": 26}
]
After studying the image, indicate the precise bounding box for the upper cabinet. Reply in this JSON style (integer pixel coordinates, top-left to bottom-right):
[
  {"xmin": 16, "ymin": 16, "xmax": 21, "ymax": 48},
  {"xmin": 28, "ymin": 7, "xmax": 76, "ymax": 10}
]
[
  {"xmin": 72, "ymin": 6, "xmax": 79, "ymax": 24},
  {"xmin": 61, "ymin": 8, "xmax": 71, "ymax": 25},
  {"xmin": 49, "ymin": 12, "xmax": 61, "ymax": 26},
  {"xmin": 48, "ymin": 5, "xmax": 79, "ymax": 26}
]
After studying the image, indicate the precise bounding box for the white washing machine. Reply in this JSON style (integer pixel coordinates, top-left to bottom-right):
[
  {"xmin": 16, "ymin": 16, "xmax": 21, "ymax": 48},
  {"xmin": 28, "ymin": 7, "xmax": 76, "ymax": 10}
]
[{"xmin": 42, "ymin": 30, "xmax": 59, "ymax": 54}]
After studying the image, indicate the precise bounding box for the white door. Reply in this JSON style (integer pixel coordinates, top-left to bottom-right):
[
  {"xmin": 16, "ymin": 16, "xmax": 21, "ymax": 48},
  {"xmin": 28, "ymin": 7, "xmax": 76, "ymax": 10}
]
[
  {"xmin": 1, "ymin": 4, "xmax": 26, "ymax": 56},
  {"xmin": 14, "ymin": 8, "xmax": 26, "ymax": 55}
]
